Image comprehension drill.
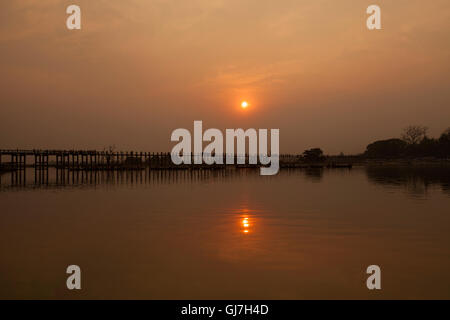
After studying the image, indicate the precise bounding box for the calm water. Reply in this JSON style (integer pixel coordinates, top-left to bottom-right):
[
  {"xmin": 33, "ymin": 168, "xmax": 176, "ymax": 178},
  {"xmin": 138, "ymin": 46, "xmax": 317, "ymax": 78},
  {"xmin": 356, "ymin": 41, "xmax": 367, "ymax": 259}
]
[{"xmin": 1, "ymin": 166, "xmax": 449, "ymax": 299}]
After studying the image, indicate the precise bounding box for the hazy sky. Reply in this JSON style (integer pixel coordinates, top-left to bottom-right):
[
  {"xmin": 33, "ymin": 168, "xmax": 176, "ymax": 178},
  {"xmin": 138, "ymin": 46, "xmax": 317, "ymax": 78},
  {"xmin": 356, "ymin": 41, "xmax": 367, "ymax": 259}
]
[{"xmin": 1, "ymin": 0, "xmax": 449, "ymax": 154}]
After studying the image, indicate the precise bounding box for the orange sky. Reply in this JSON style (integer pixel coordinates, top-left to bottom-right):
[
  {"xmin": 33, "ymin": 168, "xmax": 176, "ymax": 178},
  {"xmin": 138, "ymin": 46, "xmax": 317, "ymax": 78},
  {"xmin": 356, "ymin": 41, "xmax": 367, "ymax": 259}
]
[{"xmin": 1, "ymin": 0, "xmax": 449, "ymax": 154}]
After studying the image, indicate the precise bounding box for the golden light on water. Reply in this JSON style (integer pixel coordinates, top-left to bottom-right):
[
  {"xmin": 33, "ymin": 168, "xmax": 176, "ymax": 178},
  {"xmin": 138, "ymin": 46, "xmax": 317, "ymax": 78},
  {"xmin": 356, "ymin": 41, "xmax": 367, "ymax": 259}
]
[{"xmin": 242, "ymin": 217, "xmax": 250, "ymax": 234}]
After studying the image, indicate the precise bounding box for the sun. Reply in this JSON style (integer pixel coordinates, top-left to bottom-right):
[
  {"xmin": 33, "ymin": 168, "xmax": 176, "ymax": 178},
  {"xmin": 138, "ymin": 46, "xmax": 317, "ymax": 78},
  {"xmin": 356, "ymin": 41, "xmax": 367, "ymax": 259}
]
[{"xmin": 241, "ymin": 101, "xmax": 249, "ymax": 109}]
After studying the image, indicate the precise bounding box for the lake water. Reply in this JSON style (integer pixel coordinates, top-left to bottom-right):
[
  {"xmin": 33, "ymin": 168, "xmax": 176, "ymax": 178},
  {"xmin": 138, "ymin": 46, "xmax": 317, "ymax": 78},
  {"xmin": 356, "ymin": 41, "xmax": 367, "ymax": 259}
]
[{"xmin": 1, "ymin": 166, "xmax": 449, "ymax": 299}]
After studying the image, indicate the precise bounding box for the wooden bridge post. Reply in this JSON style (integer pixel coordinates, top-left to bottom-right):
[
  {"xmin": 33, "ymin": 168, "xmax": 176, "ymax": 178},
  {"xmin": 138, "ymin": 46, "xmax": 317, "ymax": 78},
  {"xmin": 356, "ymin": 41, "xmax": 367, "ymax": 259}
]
[{"xmin": 46, "ymin": 153, "xmax": 49, "ymax": 183}]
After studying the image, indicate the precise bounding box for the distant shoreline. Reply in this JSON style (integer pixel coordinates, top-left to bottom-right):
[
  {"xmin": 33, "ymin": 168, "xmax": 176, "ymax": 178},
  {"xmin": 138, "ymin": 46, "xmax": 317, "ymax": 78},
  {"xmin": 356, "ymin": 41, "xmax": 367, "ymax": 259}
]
[{"xmin": 325, "ymin": 156, "xmax": 450, "ymax": 167}]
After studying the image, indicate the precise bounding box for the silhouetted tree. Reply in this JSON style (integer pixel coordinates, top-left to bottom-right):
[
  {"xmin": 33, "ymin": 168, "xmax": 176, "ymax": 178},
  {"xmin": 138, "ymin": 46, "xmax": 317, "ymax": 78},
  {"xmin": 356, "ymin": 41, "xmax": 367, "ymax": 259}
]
[
  {"xmin": 365, "ymin": 139, "xmax": 406, "ymax": 158},
  {"xmin": 302, "ymin": 148, "xmax": 324, "ymax": 162},
  {"xmin": 440, "ymin": 127, "xmax": 450, "ymax": 140},
  {"xmin": 413, "ymin": 136, "xmax": 438, "ymax": 157},
  {"xmin": 401, "ymin": 125, "xmax": 428, "ymax": 145},
  {"xmin": 438, "ymin": 127, "xmax": 450, "ymax": 157}
]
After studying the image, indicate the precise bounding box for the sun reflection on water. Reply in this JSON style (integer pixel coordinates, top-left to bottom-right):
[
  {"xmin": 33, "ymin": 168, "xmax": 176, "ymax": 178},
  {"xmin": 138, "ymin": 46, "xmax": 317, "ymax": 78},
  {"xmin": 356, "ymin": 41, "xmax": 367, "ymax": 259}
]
[{"xmin": 241, "ymin": 216, "xmax": 251, "ymax": 234}]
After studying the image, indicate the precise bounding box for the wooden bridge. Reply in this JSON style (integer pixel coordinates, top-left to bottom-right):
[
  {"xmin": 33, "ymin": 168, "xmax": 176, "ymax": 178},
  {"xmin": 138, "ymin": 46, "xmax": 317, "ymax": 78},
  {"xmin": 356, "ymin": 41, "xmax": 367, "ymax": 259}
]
[
  {"xmin": 0, "ymin": 149, "xmax": 177, "ymax": 171},
  {"xmin": 0, "ymin": 149, "xmax": 266, "ymax": 171},
  {"xmin": 0, "ymin": 149, "xmax": 352, "ymax": 172}
]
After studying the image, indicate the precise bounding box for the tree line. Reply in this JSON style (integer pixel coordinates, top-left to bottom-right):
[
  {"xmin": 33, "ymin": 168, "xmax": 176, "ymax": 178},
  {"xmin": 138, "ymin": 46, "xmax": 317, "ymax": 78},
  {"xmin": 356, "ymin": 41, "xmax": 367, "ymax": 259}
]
[{"xmin": 365, "ymin": 126, "xmax": 450, "ymax": 158}]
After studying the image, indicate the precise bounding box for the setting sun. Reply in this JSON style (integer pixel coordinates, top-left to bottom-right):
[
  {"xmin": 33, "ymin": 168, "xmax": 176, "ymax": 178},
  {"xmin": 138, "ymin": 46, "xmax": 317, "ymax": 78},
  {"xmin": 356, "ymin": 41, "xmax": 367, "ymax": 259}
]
[{"xmin": 241, "ymin": 101, "xmax": 248, "ymax": 109}]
